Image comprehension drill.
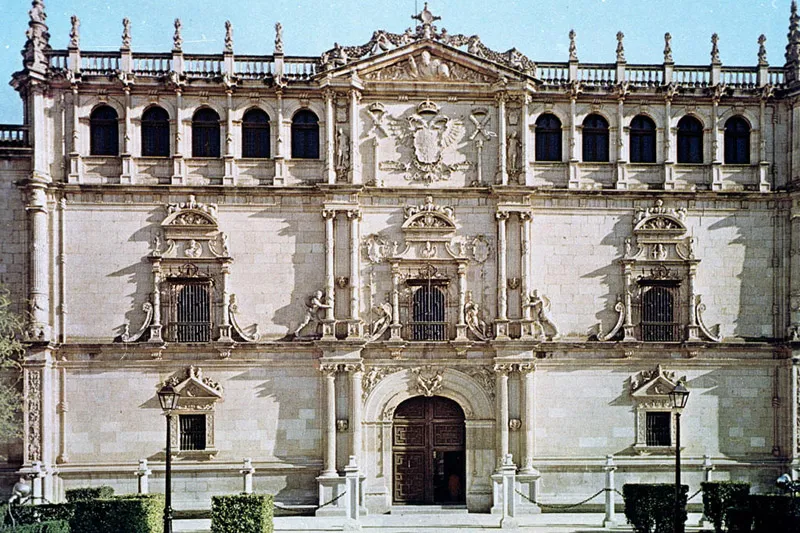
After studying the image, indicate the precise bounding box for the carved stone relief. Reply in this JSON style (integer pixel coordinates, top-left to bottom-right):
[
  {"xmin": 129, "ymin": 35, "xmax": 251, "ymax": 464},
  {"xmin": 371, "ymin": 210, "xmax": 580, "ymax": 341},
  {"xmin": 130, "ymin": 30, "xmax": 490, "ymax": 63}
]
[
  {"xmin": 364, "ymin": 51, "xmax": 493, "ymax": 83},
  {"xmin": 26, "ymin": 370, "xmax": 42, "ymax": 462},
  {"xmin": 362, "ymin": 365, "xmax": 404, "ymax": 400},
  {"xmin": 412, "ymin": 367, "xmax": 444, "ymax": 397}
]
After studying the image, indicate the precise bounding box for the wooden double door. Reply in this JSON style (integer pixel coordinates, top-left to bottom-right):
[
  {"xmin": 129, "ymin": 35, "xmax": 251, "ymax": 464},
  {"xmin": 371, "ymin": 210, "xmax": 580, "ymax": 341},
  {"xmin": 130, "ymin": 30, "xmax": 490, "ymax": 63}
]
[{"xmin": 392, "ymin": 396, "xmax": 466, "ymax": 505}]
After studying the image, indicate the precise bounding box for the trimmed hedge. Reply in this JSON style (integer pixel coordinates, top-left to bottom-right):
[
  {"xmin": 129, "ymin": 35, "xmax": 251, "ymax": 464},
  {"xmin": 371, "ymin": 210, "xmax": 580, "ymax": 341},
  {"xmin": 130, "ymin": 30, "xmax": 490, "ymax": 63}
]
[
  {"xmin": 749, "ymin": 494, "xmax": 800, "ymax": 533},
  {"xmin": 8, "ymin": 505, "xmax": 74, "ymax": 526},
  {"xmin": 701, "ymin": 481, "xmax": 750, "ymax": 533},
  {"xmin": 623, "ymin": 483, "xmax": 688, "ymax": 533},
  {"xmin": 69, "ymin": 494, "xmax": 163, "ymax": 533},
  {"xmin": 64, "ymin": 487, "xmax": 114, "ymax": 503},
  {"xmin": 1, "ymin": 520, "xmax": 70, "ymax": 533},
  {"xmin": 211, "ymin": 494, "xmax": 273, "ymax": 533}
]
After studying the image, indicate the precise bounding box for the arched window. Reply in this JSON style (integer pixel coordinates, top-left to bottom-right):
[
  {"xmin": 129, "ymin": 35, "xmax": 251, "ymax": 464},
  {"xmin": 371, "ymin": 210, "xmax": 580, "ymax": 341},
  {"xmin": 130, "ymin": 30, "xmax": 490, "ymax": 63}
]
[
  {"xmin": 141, "ymin": 106, "xmax": 170, "ymax": 157},
  {"xmin": 291, "ymin": 110, "xmax": 319, "ymax": 159},
  {"xmin": 411, "ymin": 285, "xmax": 446, "ymax": 341},
  {"xmin": 582, "ymin": 114, "xmax": 609, "ymax": 162},
  {"xmin": 535, "ymin": 113, "xmax": 562, "ymax": 162},
  {"xmin": 629, "ymin": 115, "xmax": 656, "ymax": 163},
  {"xmin": 90, "ymin": 105, "xmax": 119, "ymax": 156},
  {"xmin": 242, "ymin": 108, "xmax": 270, "ymax": 158},
  {"xmin": 724, "ymin": 116, "xmax": 750, "ymax": 164},
  {"xmin": 677, "ymin": 116, "xmax": 703, "ymax": 164},
  {"xmin": 192, "ymin": 108, "xmax": 221, "ymax": 158}
]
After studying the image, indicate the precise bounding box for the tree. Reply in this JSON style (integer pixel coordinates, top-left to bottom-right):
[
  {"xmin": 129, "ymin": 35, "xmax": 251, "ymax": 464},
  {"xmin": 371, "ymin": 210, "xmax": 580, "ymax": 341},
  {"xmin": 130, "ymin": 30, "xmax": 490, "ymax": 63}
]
[{"xmin": 0, "ymin": 285, "xmax": 25, "ymax": 439}]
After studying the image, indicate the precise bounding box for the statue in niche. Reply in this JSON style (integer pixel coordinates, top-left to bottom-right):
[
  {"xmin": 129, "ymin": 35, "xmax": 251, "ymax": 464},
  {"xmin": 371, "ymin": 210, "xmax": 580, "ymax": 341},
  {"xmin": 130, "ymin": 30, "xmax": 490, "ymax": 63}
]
[
  {"xmin": 464, "ymin": 291, "xmax": 489, "ymax": 340},
  {"xmin": 293, "ymin": 290, "xmax": 331, "ymax": 337},
  {"xmin": 368, "ymin": 301, "xmax": 392, "ymax": 341},
  {"xmin": 184, "ymin": 239, "xmax": 202, "ymax": 258},
  {"xmin": 527, "ymin": 290, "xmax": 559, "ymax": 340},
  {"xmin": 336, "ymin": 127, "xmax": 350, "ymax": 170},
  {"xmin": 407, "ymin": 50, "xmax": 450, "ymax": 80},
  {"xmin": 507, "ymin": 130, "xmax": 521, "ymax": 171}
]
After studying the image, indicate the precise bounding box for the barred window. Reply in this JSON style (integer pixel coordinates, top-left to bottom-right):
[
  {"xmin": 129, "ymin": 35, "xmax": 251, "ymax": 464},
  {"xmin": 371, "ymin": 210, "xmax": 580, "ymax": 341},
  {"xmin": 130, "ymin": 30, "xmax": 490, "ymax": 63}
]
[
  {"xmin": 629, "ymin": 115, "xmax": 656, "ymax": 163},
  {"xmin": 535, "ymin": 113, "xmax": 562, "ymax": 162},
  {"xmin": 409, "ymin": 283, "xmax": 447, "ymax": 341},
  {"xmin": 192, "ymin": 108, "xmax": 221, "ymax": 158},
  {"xmin": 242, "ymin": 108, "xmax": 270, "ymax": 158},
  {"xmin": 90, "ymin": 105, "xmax": 119, "ymax": 156},
  {"xmin": 640, "ymin": 284, "xmax": 680, "ymax": 342},
  {"xmin": 645, "ymin": 412, "xmax": 671, "ymax": 447},
  {"xmin": 582, "ymin": 114, "xmax": 609, "ymax": 162},
  {"xmin": 179, "ymin": 414, "xmax": 206, "ymax": 451},
  {"xmin": 677, "ymin": 115, "xmax": 703, "ymax": 164},
  {"xmin": 291, "ymin": 110, "xmax": 319, "ymax": 159},
  {"xmin": 162, "ymin": 279, "xmax": 213, "ymax": 342},
  {"xmin": 141, "ymin": 106, "xmax": 170, "ymax": 157},
  {"xmin": 724, "ymin": 116, "xmax": 750, "ymax": 164}
]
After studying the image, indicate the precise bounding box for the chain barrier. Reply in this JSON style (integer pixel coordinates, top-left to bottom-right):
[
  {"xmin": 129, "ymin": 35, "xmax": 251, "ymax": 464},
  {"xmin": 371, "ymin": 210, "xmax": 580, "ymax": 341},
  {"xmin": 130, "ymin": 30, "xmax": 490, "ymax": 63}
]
[
  {"xmin": 515, "ymin": 488, "xmax": 606, "ymax": 510},
  {"xmin": 687, "ymin": 488, "xmax": 703, "ymax": 501},
  {"xmin": 274, "ymin": 490, "xmax": 346, "ymax": 515}
]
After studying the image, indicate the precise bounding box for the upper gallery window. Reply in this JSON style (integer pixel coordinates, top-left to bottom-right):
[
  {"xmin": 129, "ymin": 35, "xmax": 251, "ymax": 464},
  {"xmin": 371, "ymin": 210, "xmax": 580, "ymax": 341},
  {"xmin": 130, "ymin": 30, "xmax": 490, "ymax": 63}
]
[
  {"xmin": 629, "ymin": 115, "xmax": 656, "ymax": 163},
  {"xmin": 535, "ymin": 113, "xmax": 562, "ymax": 162},
  {"xmin": 724, "ymin": 116, "xmax": 750, "ymax": 164},
  {"xmin": 582, "ymin": 114, "xmax": 609, "ymax": 162},
  {"xmin": 676, "ymin": 116, "xmax": 703, "ymax": 164},
  {"xmin": 141, "ymin": 106, "xmax": 170, "ymax": 157},
  {"xmin": 242, "ymin": 108, "xmax": 271, "ymax": 158},
  {"xmin": 90, "ymin": 105, "xmax": 119, "ymax": 156},
  {"xmin": 291, "ymin": 110, "xmax": 320, "ymax": 159},
  {"xmin": 192, "ymin": 108, "xmax": 221, "ymax": 158}
]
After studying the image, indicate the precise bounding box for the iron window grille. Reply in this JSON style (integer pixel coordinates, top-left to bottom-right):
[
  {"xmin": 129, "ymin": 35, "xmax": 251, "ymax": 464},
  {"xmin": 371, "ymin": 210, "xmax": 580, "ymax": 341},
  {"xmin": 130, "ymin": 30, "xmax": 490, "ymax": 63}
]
[
  {"xmin": 582, "ymin": 113, "xmax": 609, "ymax": 162},
  {"xmin": 638, "ymin": 282, "xmax": 681, "ymax": 342},
  {"xmin": 677, "ymin": 115, "xmax": 703, "ymax": 164},
  {"xmin": 405, "ymin": 279, "xmax": 450, "ymax": 341},
  {"xmin": 645, "ymin": 411, "xmax": 671, "ymax": 446},
  {"xmin": 192, "ymin": 108, "xmax": 221, "ymax": 158},
  {"xmin": 535, "ymin": 113, "xmax": 562, "ymax": 161},
  {"xmin": 242, "ymin": 108, "xmax": 270, "ymax": 158},
  {"xmin": 162, "ymin": 279, "xmax": 214, "ymax": 342},
  {"xmin": 90, "ymin": 105, "xmax": 119, "ymax": 156},
  {"xmin": 141, "ymin": 106, "xmax": 170, "ymax": 157},
  {"xmin": 179, "ymin": 414, "xmax": 206, "ymax": 451}
]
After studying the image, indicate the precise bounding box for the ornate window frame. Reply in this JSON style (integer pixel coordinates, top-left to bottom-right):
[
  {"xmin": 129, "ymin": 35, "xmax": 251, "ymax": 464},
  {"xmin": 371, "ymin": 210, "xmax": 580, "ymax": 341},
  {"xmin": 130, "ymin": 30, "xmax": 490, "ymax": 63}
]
[
  {"xmin": 630, "ymin": 365, "xmax": 685, "ymax": 455},
  {"xmin": 161, "ymin": 366, "xmax": 222, "ymax": 460}
]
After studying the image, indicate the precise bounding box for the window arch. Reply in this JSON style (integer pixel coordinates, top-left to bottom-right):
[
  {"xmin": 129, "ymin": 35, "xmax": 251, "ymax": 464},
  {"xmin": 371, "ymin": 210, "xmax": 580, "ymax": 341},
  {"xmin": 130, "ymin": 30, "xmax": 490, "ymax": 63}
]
[
  {"xmin": 724, "ymin": 116, "xmax": 750, "ymax": 164},
  {"xmin": 242, "ymin": 108, "xmax": 270, "ymax": 158},
  {"xmin": 90, "ymin": 105, "xmax": 119, "ymax": 156},
  {"xmin": 141, "ymin": 106, "xmax": 170, "ymax": 157},
  {"xmin": 677, "ymin": 116, "xmax": 703, "ymax": 164},
  {"xmin": 629, "ymin": 115, "xmax": 656, "ymax": 163},
  {"xmin": 192, "ymin": 108, "xmax": 221, "ymax": 158},
  {"xmin": 582, "ymin": 114, "xmax": 609, "ymax": 162},
  {"xmin": 535, "ymin": 113, "xmax": 562, "ymax": 162},
  {"xmin": 291, "ymin": 109, "xmax": 319, "ymax": 159}
]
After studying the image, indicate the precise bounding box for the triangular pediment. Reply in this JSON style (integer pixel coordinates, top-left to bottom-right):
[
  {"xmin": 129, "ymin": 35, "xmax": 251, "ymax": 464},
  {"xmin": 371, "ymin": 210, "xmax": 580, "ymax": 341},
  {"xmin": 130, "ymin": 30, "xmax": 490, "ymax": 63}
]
[
  {"xmin": 630, "ymin": 365, "xmax": 681, "ymax": 397},
  {"xmin": 325, "ymin": 41, "xmax": 529, "ymax": 85},
  {"xmin": 165, "ymin": 366, "xmax": 224, "ymax": 402}
]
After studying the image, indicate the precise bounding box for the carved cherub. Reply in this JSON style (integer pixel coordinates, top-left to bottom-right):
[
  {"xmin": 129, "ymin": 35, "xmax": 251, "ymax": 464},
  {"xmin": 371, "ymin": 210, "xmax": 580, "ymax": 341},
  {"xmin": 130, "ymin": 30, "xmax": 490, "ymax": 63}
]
[{"xmin": 293, "ymin": 290, "xmax": 331, "ymax": 336}]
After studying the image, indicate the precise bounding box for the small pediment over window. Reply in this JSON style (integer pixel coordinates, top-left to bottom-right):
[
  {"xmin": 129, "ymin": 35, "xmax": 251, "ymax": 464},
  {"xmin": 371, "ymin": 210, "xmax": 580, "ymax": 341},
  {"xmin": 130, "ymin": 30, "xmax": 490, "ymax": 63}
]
[
  {"xmin": 633, "ymin": 199, "xmax": 688, "ymax": 239},
  {"xmin": 402, "ymin": 196, "xmax": 456, "ymax": 232},
  {"xmin": 630, "ymin": 365, "xmax": 683, "ymax": 398},
  {"xmin": 163, "ymin": 366, "xmax": 223, "ymax": 407},
  {"xmin": 160, "ymin": 195, "xmax": 220, "ymax": 242}
]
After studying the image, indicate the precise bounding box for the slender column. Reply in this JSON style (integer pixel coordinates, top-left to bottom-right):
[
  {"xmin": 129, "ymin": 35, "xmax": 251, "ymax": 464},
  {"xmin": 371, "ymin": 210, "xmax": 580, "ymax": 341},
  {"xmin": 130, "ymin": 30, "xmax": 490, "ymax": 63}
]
[
  {"xmin": 56, "ymin": 365, "xmax": 68, "ymax": 464},
  {"xmin": 349, "ymin": 88, "xmax": 361, "ymax": 184},
  {"xmin": 223, "ymin": 89, "xmax": 235, "ymax": 184},
  {"xmin": 150, "ymin": 262, "xmax": 163, "ymax": 342},
  {"xmin": 27, "ymin": 186, "xmax": 50, "ymax": 339},
  {"xmin": 495, "ymin": 212, "xmax": 510, "ymax": 338},
  {"xmin": 323, "ymin": 210, "xmax": 336, "ymax": 333},
  {"xmin": 520, "ymin": 364, "xmax": 536, "ymax": 473},
  {"xmin": 758, "ymin": 97, "xmax": 770, "ymax": 191},
  {"xmin": 58, "ymin": 199, "xmax": 66, "ymax": 343},
  {"xmin": 711, "ymin": 96, "xmax": 722, "ymax": 190},
  {"xmin": 615, "ymin": 97, "xmax": 627, "ymax": 189},
  {"xmin": 390, "ymin": 263, "xmax": 402, "ymax": 340},
  {"xmin": 520, "ymin": 212, "xmax": 532, "ymax": 320},
  {"xmin": 171, "ymin": 89, "xmax": 184, "ymax": 183},
  {"xmin": 622, "ymin": 263, "xmax": 634, "ymax": 340},
  {"xmin": 664, "ymin": 96, "xmax": 675, "ymax": 189},
  {"xmin": 687, "ymin": 264, "xmax": 699, "ymax": 340},
  {"xmin": 218, "ymin": 263, "xmax": 232, "ymax": 341},
  {"xmin": 68, "ymin": 86, "xmax": 80, "ymax": 182},
  {"xmin": 348, "ymin": 209, "xmax": 362, "ymax": 337},
  {"xmin": 494, "ymin": 365, "xmax": 510, "ymax": 469},
  {"xmin": 348, "ymin": 364, "xmax": 364, "ymax": 464},
  {"xmin": 456, "ymin": 263, "xmax": 467, "ymax": 340},
  {"xmin": 791, "ymin": 359, "xmax": 799, "ymax": 474},
  {"xmin": 567, "ymin": 95, "xmax": 580, "ymax": 188},
  {"xmin": 498, "ymin": 93, "xmax": 508, "ymax": 185},
  {"xmin": 521, "ymin": 94, "xmax": 531, "ymax": 185},
  {"xmin": 603, "ymin": 455, "xmax": 617, "ymax": 527},
  {"xmin": 31, "ymin": 87, "xmax": 48, "ymax": 179},
  {"xmin": 121, "ymin": 87, "xmax": 132, "ymax": 183},
  {"xmin": 324, "ymin": 89, "xmax": 336, "ymax": 184},
  {"xmin": 274, "ymin": 90, "xmax": 285, "ymax": 183},
  {"xmin": 321, "ymin": 365, "xmax": 338, "ymax": 476}
]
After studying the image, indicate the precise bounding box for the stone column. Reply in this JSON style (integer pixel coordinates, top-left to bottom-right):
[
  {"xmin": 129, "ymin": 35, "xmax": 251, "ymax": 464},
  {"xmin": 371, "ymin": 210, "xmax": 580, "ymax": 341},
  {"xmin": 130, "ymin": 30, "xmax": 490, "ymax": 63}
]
[
  {"xmin": 150, "ymin": 262, "xmax": 163, "ymax": 342},
  {"xmin": 622, "ymin": 262, "xmax": 634, "ymax": 340},
  {"xmin": 615, "ymin": 97, "xmax": 628, "ymax": 189},
  {"xmin": 135, "ymin": 459, "xmax": 151, "ymax": 494},
  {"xmin": 56, "ymin": 365, "xmax": 68, "ymax": 464},
  {"xmin": 348, "ymin": 364, "xmax": 364, "ymax": 465},
  {"xmin": 58, "ymin": 199, "xmax": 67, "ymax": 342},
  {"xmin": 223, "ymin": 89, "xmax": 235, "ymax": 184},
  {"xmin": 240, "ymin": 458, "xmax": 255, "ymax": 494},
  {"xmin": 687, "ymin": 263, "xmax": 700, "ymax": 341},
  {"xmin": 494, "ymin": 365, "xmax": 510, "ymax": 469},
  {"xmin": 495, "ymin": 212, "xmax": 510, "ymax": 338},
  {"xmin": 390, "ymin": 262, "xmax": 402, "ymax": 340},
  {"xmin": 498, "ymin": 93, "xmax": 508, "ymax": 185},
  {"xmin": 519, "ymin": 364, "xmax": 536, "ymax": 473},
  {"xmin": 218, "ymin": 262, "xmax": 232, "ymax": 341},
  {"xmin": 521, "ymin": 94, "xmax": 531, "ymax": 185},
  {"xmin": 603, "ymin": 455, "xmax": 617, "ymax": 527},
  {"xmin": 121, "ymin": 87, "xmax": 133, "ymax": 183},
  {"xmin": 324, "ymin": 89, "xmax": 336, "ymax": 184},
  {"xmin": 322, "ymin": 209, "xmax": 336, "ymax": 338},
  {"xmin": 520, "ymin": 212, "xmax": 532, "ymax": 321},
  {"xmin": 171, "ymin": 89, "xmax": 184, "ymax": 183},
  {"xmin": 274, "ymin": 90, "xmax": 285, "ymax": 184},
  {"xmin": 321, "ymin": 364, "xmax": 338, "ymax": 477},
  {"xmin": 758, "ymin": 97, "xmax": 770, "ymax": 192},
  {"xmin": 68, "ymin": 86, "xmax": 80, "ymax": 182},
  {"xmin": 568, "ymin": 95, "xmax": 580, "ymax": 188},
  {"xmin": 792, "ymin": 358, "xmax": 800, "ymax": 479},
  {"xmin": 26, "ymin": 185, "xmax": 50, "ymax": 339},
  {"xmin": 711, "ymin": 95, "xmax": 722, "ymax": 190},
  {"xmin": 347, "ymin": 209, "xmax": 362, "ymax": 338},
  {"xmin": 455, "ymin": 262, "xmax": 468, "ymax": 340},
  {"xmin": 349, "ymin": 88, "xmax": 361, "ymax": 184},
  {"xmin": 664, "ymin": 96, "xmax": 675, "ymax": 189}
]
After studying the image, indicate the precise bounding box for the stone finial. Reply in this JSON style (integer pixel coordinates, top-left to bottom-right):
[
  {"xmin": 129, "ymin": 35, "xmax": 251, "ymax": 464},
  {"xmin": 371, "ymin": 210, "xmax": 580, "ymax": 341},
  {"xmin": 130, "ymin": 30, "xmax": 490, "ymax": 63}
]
[
  {"xmin": 121, "ymin": 18, "xmax": 131, "ymax": 50},
  {"xmin": 664, "ymin": 32, "xmax": 673, "ymax": 63},
  {"xmin": 22, "ymin": 0, "xmax": 51, "ymax": 72},
  {"xmin": 710, "ymin": 33, "xmax": 720, "ymax": 65},
  {"xmin": 786, "ymin": 0, "xmax": 800, "ymax": 80},
  {"xmin": 68, "ymin": 15, "xmax": 79, "ymax": 49},
  {"xmin": 568, "ymin": 29, "xmax": 578, "ymax": 61},
  {"xmin": 758, "ymin": 34, "xmax": 768, "ymax": 66},
  {"xmin": 224, "ymin": 20, "xmax": 233, "ymax": 52},
  {"xmin": 616, "ymin": 31, "xmax": 625, "ymax": 62},
  {"xmin": 275, "ymin": 22, "xmax": 284, "ymax": 54},
  {"xmin": 173, "ymin": 18, "xmax": 183, "ymax": 52}
]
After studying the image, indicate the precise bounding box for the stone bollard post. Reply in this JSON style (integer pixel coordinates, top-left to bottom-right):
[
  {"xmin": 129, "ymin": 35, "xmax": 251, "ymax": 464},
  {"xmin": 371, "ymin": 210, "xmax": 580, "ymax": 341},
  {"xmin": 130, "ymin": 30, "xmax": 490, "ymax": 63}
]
[
  {"xmin": 135, "ymin": 459, "xmax": 152, "ymax": 494},
  {"xmin": 30, "ymin": 461, "xmax": 44, "ymax": 503},
  {"xmin": 700, "ymin": 455, "xmax": 715, "ymax": 528},
  {"xmin": 342, "ymin": 455, "xmax": 361, "ymax": 531},
  {"xmin": 241, "ymin": 458, "xmax": 255, "ymax": 494},
  {"xmin": 603, "ymin": 455, "xmax": 617, "ymax": 528},
  {"xmin": 499, "ymin": 454, "xmax": 519, "ymax": 529}
]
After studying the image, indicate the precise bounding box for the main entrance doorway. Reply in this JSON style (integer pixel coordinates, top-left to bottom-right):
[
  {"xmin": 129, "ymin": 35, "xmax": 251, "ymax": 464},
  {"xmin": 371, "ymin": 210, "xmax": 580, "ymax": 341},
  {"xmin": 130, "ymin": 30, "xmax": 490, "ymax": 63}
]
[{"xmin": 392, "ymin": 396, "xmax": 466, "ymax": 505}]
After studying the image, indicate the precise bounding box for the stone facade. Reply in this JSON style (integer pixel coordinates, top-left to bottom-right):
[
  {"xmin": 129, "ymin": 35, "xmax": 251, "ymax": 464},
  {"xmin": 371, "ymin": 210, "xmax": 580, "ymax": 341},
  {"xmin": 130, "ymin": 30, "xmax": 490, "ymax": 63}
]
[{"xmin": 1, "ymin": 0, "xmax": 800, "ymax": 515}]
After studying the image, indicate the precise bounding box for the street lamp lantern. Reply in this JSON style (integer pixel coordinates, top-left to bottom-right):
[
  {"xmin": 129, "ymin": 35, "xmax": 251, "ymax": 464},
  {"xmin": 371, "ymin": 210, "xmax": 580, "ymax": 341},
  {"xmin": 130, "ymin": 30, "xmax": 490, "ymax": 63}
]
[
  {"xmin": 157, "ymin": 384, "xmax": 180, "ymax": 533},
  {"xmin": 671, "ymin": 381, "xmax": 689, "ymax": 533}
]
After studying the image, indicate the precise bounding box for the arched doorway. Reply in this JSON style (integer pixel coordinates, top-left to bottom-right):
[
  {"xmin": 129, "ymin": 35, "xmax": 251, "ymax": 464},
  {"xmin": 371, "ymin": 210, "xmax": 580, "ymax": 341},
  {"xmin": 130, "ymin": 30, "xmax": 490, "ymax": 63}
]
[{"xmin": 392, "ymin": 396, "xmax": 465, "ymax": 505}]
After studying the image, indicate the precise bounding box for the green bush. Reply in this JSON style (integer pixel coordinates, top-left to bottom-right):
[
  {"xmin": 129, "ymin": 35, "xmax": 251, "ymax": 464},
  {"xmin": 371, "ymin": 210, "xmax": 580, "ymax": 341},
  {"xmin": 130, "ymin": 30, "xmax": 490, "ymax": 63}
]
[
  {"xmin": 726, "ymin": 506, "xmax": 752, "ymax": 532},
  {"xmin": 1, "ymin": 521, "xmax": 70, "ymax": 533},
  {"xmin": 623, "ymin": 483, "xmax": 688, "ymax": 533},
  {"xmin": 749, "ymin": 494, "xmax": 800, "ymax": 533},
  {"xmin": 701, "ymin": 481, "xmax": 750, "ymax": 533},
  {"xmin": 211, "ymin": 493, "xmax": 274, "ymax": 533},
  {"xmin": 64, "ymin": 487, "xmax": 114, "ymax": 503},
  {"xmin": 69, "ymin": 494, "xmax": 163, "ymax": 533},
  {"xmin": 8, "ymin": 504, "xmax": 74, "ymax": 526}
]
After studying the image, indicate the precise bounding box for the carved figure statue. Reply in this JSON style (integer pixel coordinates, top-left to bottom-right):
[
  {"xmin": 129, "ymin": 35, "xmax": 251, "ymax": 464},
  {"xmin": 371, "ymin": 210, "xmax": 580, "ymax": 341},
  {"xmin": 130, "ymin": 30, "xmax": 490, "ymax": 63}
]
[
  {"xmin": 121, "ymin": 18, "xmax": 131, "ymax": 50},
  {"xmin": 407, "ymin": 50, "xmax": 450, "ymax": 80},
  {"xmin": 173, "ymin": 19, "xmax": 183, "ymax": 51},
  {"xmin": 220, "ymin": 232, "xmax": 230, "ymax": 256},
  {"xmin": 507, "ymin": 131, "xmax": 521, "ymax": 171},
  {"xmin": 624, "ymin": 237, "xmax": 633, "ymax": 258},
  {"xmin": 528, "ymin": 290, "xmax": 559, "ymax": 340},
  {"xmin": 185, "ymin": 239, "xmax": 202, "ymax": 258},
  {"xmin": 293, "ymin": 290, "xmax": 331, "ymax": 336},
  {"xmin": 464, "ymin": 291, "xmax": 489, "ymax": 340},
  {"xmin": 151, "ymin": 234, "xmax": 162, "ymax": 255},
  {"xmin": 224, "ymin": 21, "xmax": 233, "ymax": 52},
  {"xmin": 368, "ymin": 302, "xmax": 392, "ymax": 341},
  {"xmin": 275, "ymin": 22, "xmax": 284, "ymax": 54},
  {"xmin": 69, "ymin": 15, "xmax": 80, "ymax": 49},
  {"xmin": 336, "ymin": 127, "xmax": 350, "ymax": 169}
]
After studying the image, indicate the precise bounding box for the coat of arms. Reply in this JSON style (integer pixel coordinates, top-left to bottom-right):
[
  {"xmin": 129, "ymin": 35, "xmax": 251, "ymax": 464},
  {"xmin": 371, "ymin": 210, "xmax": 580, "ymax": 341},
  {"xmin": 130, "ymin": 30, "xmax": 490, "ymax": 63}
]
[{"xmin": 381, "ymin": 99, "xmax": 469, "ymax": 183}]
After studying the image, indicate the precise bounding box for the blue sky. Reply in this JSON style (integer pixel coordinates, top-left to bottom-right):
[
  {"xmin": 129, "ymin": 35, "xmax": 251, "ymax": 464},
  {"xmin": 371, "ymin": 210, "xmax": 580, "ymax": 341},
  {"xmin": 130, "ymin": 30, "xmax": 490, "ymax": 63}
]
[{"xmin": 0, "ymin": 0, "xmax": 792, "ymax": 123}]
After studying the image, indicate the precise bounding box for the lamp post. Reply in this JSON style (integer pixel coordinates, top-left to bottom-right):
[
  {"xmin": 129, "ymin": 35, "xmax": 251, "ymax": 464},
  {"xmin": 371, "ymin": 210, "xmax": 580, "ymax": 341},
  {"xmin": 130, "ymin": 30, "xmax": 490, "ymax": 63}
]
[
  {"xmin": 157, "ymin": 384, "xmax": 180, "ymax": 533},
  {"xmin": 669, "ymin": 381, "xmax": 690, "ymax": 533}
]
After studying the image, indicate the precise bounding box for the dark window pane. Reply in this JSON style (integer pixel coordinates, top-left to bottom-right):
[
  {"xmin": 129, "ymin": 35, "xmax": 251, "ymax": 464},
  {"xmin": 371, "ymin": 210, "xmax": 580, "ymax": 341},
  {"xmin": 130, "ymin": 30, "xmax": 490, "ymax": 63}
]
[
  {"xmin": 677, "ymin": 116, "xmax": 703, "ymax": 164},
  {"xmin": 242, "ymin": 108, "xmax": 270, "ymax": 158},
  {"xmin": 412, "ymin": 286, "xmax": 446, "ymax": 341},
  {"xmin": 142, "ymin": 106, "xmax": 170, "ymax": 157},
  {"xmin": 641, "ymin": 285, "xmax": 679, "ymax": 341},
  {"xmin": 630, "ymin": 115, "xmax": 656, "ymax": 163},
  {"xmin": 724, "ymin": 116, "xmax": 750, "ymax": 164},
  {"xmin": 90, "ymin": 105, "xmax": 119, "ymax": 156},
  {"xmin": 535, "ymin": 113, "xmax": 562, "ymax": 161},
  {"xmin": 179, "ymin": 414, "xmax": 206, "ymax": 451},
  {"xmin": 192, "ymin": 108, "xmax": 220, "ymax": 157},
  {"xmin": 291, "ymin": 110, "xmax": 319, "ymax": 159},
  {"xmin": 582, "ymin": 114, "xmax": 609, "ymax": 162},
  {"xmin": 162, "ymin": 281, "xmax": 213, "ymax": 342},
  {"xmin": 645, "ymin": 412, "xmax": 671, "ymax": 446}
]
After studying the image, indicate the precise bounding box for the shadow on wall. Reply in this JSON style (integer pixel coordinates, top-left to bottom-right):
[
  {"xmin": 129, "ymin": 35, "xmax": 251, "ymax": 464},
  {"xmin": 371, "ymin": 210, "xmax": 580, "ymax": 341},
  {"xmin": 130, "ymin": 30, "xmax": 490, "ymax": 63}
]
[{"xmin": 583, "ymin": 215, "xmax": 629, "ymax": 340}]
